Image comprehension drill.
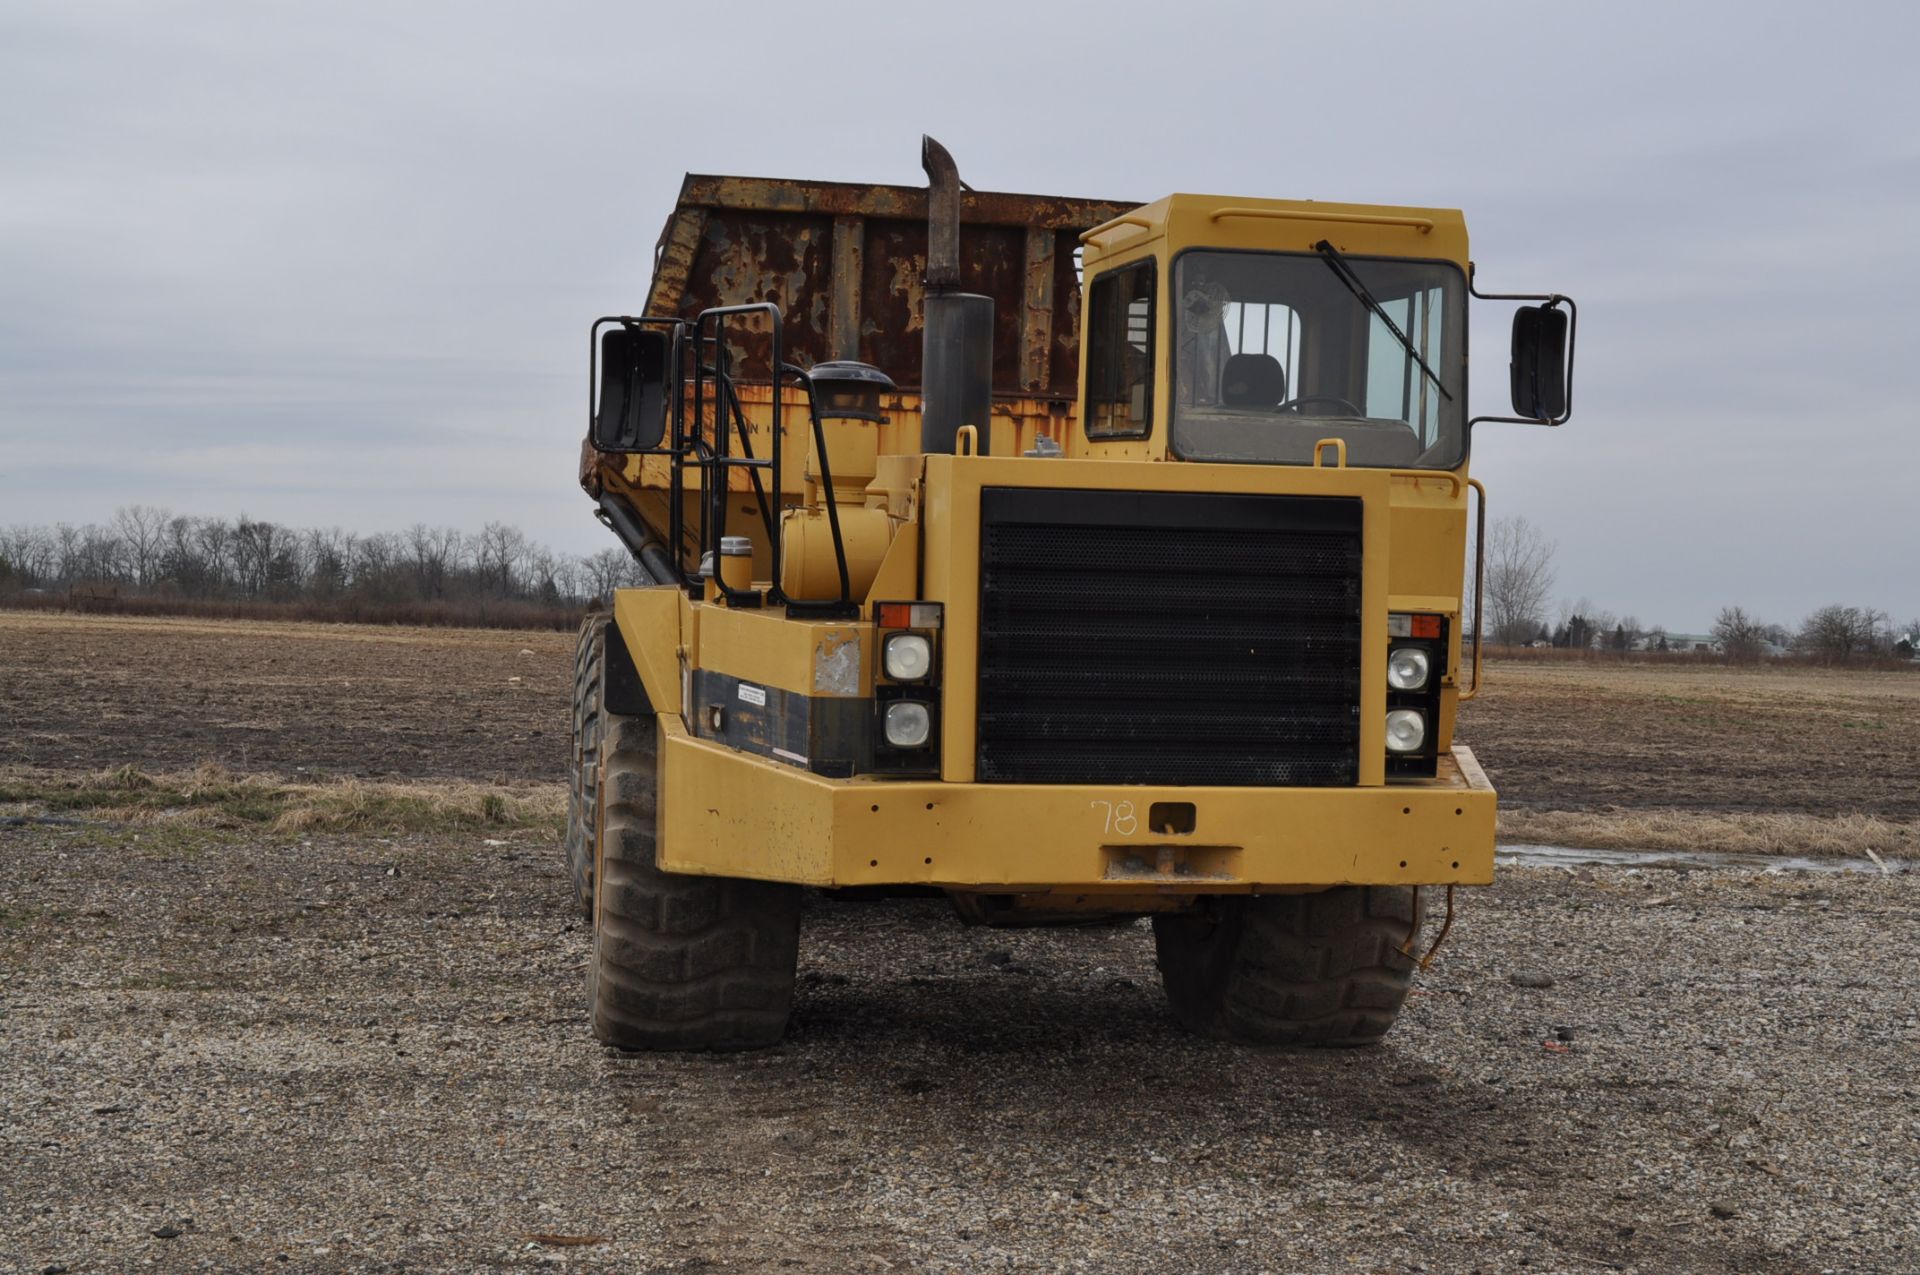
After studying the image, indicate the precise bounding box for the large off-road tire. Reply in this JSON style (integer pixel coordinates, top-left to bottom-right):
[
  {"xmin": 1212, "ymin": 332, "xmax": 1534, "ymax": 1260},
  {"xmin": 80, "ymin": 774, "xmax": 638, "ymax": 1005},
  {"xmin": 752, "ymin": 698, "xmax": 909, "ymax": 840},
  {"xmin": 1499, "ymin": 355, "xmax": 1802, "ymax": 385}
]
[
  {"xmin": 563, "ymin": 616, "xmax": 607, "ymax": 919},
  {"xmin": 1152, "ymin": 887, "xmax": 1417, "ymax": 1046},
  {"xmin": 580, "ymin": 623, "xmax": 804, "ymax": 1052}
]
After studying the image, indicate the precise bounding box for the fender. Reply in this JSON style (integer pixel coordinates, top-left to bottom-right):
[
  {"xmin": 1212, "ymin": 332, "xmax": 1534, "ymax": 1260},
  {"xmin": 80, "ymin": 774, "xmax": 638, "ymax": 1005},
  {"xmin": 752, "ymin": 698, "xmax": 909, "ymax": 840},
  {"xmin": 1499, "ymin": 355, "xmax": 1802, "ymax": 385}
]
[{"xmin": 609, "ymin": 586, "xmax": 682, "ymax": 717}]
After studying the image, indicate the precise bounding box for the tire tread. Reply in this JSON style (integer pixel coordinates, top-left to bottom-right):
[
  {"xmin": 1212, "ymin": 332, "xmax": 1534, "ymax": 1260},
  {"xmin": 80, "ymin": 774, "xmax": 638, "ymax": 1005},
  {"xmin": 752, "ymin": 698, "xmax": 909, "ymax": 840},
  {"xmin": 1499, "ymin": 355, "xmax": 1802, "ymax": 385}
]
[{"xmin": 1153, "ymin": 887, "xmax": 1418, "ymax": 1046}]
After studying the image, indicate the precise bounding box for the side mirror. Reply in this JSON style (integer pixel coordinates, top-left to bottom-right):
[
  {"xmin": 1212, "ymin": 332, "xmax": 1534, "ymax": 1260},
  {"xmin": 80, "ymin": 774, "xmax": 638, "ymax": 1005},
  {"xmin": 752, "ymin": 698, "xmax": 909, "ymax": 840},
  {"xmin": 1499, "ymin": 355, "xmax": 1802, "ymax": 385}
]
[
  {"xmin": 1509, "ymin": 304, "xmax": 1570, "ymax": 421},
  {"xmin": 592, "ymin": 326, "xmax": 671, "ymax": 451}
]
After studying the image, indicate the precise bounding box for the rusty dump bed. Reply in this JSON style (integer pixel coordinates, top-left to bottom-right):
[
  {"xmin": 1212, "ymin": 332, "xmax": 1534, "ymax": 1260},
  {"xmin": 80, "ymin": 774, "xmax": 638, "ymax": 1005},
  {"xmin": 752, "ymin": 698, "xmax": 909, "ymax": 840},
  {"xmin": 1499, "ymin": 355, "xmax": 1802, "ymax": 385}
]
[{"xmin": 644, "ymin": 174, "xmax": 1137, "ymax": 399}]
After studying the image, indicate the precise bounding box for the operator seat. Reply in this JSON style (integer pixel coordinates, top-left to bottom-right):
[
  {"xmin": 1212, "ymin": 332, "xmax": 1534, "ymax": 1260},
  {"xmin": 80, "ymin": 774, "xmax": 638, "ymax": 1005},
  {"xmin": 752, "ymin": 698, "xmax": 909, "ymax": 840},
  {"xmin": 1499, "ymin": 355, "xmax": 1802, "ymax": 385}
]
[{"xmin": 1221, "ymin": 352, "xmax": 1287, "ymax": 407}]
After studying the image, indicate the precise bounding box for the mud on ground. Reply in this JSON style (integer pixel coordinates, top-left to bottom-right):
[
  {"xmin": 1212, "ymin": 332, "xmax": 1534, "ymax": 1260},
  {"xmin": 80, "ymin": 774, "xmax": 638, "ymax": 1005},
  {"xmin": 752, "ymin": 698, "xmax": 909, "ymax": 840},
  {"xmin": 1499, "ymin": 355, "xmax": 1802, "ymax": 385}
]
[
  {"xmin": 8, "ymin": 610, "xmax": 1918, "ymax": 823},
  {"xmin": 1460, "ymin": 658, "xmax": 1920, "ymax": 819},
  {"xmin": 0, "ymin": 611, "xmax": 570, "ymax": 783},
  {"xmin": 2, "ymin": 822, "xmax": 1916, "ymax": 1273}
]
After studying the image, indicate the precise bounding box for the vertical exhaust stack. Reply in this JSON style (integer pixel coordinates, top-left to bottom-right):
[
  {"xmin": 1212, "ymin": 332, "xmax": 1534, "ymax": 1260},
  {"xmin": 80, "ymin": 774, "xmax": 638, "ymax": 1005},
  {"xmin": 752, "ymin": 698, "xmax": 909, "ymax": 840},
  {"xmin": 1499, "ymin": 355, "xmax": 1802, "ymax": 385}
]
[{"xmin": 919, "ymin": 135, "xmax": 994, "ymax": 455}]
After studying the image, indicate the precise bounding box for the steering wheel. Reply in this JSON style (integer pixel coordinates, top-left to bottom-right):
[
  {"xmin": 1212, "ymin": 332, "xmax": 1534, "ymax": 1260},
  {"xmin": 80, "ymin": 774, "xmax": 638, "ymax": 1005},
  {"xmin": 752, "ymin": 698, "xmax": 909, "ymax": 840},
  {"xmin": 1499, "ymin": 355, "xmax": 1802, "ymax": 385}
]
[{"xmin": 1274, "ymin": 394, "xmax": 1362, "ymax": 416}]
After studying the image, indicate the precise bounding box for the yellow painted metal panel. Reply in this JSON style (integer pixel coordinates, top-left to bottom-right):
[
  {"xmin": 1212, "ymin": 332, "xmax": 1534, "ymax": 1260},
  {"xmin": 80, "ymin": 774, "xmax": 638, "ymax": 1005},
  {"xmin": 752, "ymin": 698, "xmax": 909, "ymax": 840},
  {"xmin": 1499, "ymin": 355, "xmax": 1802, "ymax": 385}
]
[
  {"xmin": 692, "ymin": 603, "xmax": 871, "ymax": 699},
  {"xmin": 658, "ymin": 725, "xmax": 1495, "ymax": 892},
  {"xmin": 610, "ymin": 586, "xmax": 684, "ymax": 716}
]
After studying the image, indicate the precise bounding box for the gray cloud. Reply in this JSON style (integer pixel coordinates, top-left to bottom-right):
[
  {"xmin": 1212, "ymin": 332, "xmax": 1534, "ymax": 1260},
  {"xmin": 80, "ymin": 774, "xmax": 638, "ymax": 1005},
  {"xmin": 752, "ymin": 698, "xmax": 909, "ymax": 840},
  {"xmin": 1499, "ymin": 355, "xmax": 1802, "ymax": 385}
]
[{"xmin": 3, "ymin": 0, "xmax": 1917, "ymax": 630}]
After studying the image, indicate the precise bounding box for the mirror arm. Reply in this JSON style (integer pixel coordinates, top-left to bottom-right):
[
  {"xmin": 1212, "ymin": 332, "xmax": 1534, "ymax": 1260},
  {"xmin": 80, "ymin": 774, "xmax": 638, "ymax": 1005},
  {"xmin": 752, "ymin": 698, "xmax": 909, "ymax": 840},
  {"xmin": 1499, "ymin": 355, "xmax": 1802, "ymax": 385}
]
[{"xmin": 1466, "ymin": 271, "xmax": 1579, "ymax": 428}]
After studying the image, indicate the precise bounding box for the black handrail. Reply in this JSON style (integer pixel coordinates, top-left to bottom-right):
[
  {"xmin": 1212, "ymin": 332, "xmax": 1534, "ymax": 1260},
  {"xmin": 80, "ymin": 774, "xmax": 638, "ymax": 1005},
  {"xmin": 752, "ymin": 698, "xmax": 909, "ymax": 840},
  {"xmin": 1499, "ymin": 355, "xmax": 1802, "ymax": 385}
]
[
  {"xmin": 779, "ymin": 364, "xmax": 856, "ymax": 618},
  {"xmin": 593, "ymin": 304, "xmax": 859, "ymax": 618},
  {"xmin": 690, "ymin": 304, "xmax": 783, "ymax": 608}
]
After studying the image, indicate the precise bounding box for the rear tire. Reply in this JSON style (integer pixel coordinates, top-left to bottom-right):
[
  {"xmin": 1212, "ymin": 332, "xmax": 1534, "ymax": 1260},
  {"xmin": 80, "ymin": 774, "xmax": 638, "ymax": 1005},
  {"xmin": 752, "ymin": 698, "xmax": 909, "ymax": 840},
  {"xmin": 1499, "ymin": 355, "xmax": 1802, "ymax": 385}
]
[
  {"xmin": 563, "ymin": 616, "xmax": 606, "ymax": 919},
  {"xmin": 579, "ymin": 622, "xmax": 803, "ymax": 1052},
  {"xmin": 1152, "ymin": 887, "xmax": 1417, "ymax": 1046}
]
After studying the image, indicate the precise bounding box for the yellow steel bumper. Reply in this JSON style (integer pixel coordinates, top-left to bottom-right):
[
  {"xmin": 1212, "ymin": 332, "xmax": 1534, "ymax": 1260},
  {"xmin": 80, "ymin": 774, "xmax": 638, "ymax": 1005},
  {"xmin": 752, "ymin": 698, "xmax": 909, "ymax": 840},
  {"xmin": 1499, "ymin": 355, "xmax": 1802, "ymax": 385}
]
[{"xmin": 656, "ymin": 718, "xmax": 1496, "ymax": 893}]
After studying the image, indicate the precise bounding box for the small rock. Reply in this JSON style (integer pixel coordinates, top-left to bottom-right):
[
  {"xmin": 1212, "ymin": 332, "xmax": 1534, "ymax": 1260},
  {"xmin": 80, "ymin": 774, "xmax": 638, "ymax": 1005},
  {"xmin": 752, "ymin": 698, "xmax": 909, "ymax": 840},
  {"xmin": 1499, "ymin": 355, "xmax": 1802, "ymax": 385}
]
[
  {"xmin": 1510, "ymin": 972, "xmax": 1555, "ymax": 989},
  {"xmin": 984, "ymin": 950, "xmax": 1012, "ymax": 966},
  {"xmin": 152, "ymin": 1225, "xmax": 182, "ymax": 1240},
  {"xmin": 43, "ymin": 1264, "xmax": 70, "ymax": 1275},
  {"xmin": 1709, "ymin": 1202, "xmax": 1738, "ymax": 1220},
  {"xmin": 1553, "ymin": 1025, "xmax": 1575, "ymax": 1042}
]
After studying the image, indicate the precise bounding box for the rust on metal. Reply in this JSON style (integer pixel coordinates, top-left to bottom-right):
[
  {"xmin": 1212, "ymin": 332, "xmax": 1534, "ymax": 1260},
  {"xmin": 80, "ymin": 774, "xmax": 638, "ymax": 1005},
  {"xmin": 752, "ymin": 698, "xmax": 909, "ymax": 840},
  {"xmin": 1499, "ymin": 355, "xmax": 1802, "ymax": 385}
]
[
  {"xmin": 921, "ymin": 135, "xmax": 962, "ymax": 292},
  {"xmin": 829, "ymin": 216, "xmax": 864, "ymax": 360},
  {"xmin": 1019, "ymin": 226, "xmax": 1057, "ymax": 395},
  {"xmin": 641, "ymin": 172, "xmax": 1136, "ymax": 399}
]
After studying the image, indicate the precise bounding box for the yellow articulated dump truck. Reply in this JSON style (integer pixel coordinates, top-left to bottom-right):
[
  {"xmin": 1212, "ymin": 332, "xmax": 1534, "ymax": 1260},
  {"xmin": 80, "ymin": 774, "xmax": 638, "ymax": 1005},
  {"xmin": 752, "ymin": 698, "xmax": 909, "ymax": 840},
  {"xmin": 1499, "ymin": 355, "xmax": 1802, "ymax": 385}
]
[{"xmin": 568, "ymin": 137, "xmax": 1575, "ymax": 1051}]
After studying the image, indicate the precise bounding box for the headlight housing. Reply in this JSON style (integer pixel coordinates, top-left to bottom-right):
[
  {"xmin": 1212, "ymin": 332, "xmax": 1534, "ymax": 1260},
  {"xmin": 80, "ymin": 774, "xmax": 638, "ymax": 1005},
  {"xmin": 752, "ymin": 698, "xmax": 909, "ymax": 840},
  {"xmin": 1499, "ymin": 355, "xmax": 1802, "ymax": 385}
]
[
  {"xmin": 1385, "ymin": 709, "xmax": 1427, "ymax": 754},
  {"xmin": 883, "ymin": 701, "xmax": 932, "ymax": 749},
  {"xmin": 883, "ymin": 632, "xmax": 933, "ymax": 681},
  {"xmin": 1387, "ymin": 647, "xmax": 1430, "ymax": 691}
]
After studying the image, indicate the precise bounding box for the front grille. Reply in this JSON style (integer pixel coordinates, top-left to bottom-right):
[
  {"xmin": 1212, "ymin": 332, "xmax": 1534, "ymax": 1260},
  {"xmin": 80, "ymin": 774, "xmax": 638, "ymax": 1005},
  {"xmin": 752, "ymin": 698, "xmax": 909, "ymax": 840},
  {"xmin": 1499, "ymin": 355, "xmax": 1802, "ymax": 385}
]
[{"xmin": 975, "ymin": 487, "xmax": 1362, "ymax": 786}]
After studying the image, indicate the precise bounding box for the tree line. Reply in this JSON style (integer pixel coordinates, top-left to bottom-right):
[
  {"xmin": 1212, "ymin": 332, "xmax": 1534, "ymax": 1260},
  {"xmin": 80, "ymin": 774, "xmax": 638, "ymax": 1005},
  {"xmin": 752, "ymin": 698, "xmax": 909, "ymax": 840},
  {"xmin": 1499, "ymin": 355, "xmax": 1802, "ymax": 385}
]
[
  {"xmin": 1476, "ymin": 515, "xmax": 1915, "ymax": 664},
  {"xmin": 0, "ymin": 506, "xmax": 647, "ymax": 620}
]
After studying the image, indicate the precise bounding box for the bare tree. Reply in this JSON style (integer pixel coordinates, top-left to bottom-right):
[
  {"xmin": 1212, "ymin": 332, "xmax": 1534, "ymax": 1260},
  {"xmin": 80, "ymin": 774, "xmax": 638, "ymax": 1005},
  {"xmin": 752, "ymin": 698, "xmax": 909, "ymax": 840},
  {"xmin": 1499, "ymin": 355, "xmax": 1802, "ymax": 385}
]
[
  {"xmin": 474, "ymin": 521, "xmax": 528, "ymax": 597},
  {"xmin": 581, "ymin": 547, "xmax": 643, "ymax": 602},
  {"xmin": 193, "ymin": 517, "xmax": 234, "ymax": 593},
  {"xmin": 406, "ymin": 523, "xmax": 461, "ymax": 600},
  {"xmin": 113, "ymin": 505, "xmax": 171, "ymax": 588},
  {"xmin": 0, "ymin": 507, "xmax": 662, "ymax": 614},
  {"xmin": 1797, "ymin": 604, "xmax": 1887, "ymax": 663},
  {"xmin": 0, "ymin": 524, "xmax": 56, "ymax": 584},
  {"xmin": 1712, "ymin": 605, "xmax": 1768, "ymax": 662},
  {"xmin": 74, "ymin": 523, "xmax": 124, "ymax": 584},
  {"xmin": 1484, "ymin": 516, "xmax": 1557, "ymax": 646},
  {"xmin": 305, "ymin": 527, "xmax": 356, "ymax": 599}
]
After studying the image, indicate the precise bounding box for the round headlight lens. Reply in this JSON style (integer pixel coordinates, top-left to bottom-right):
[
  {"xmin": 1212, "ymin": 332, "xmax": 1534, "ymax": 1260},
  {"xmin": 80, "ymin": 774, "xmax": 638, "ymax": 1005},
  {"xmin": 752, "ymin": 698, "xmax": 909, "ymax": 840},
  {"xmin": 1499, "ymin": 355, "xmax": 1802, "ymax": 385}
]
[
  {"xmin": 884, "ymin": 700, "xmax": 932, "ymax": 748},
  {"xmin": 883, "ymin": 633, "xmax": 933, "ymax": 681},
  {"xmin": 1387, "ymin": 647, "xmax": 1431, "ymax": 691},
  {"xmin": 1385, "ymin": 709, "xmax": 1427, "ymax": 754}
]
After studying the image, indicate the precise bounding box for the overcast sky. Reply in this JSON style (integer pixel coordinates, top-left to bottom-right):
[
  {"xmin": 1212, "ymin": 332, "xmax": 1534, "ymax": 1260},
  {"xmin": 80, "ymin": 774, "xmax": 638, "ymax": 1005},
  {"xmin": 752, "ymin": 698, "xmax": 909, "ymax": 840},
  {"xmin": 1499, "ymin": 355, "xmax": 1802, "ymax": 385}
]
[{"xmin": 3, "ymin": 1, "xmax": 1916, "ymax": 632}]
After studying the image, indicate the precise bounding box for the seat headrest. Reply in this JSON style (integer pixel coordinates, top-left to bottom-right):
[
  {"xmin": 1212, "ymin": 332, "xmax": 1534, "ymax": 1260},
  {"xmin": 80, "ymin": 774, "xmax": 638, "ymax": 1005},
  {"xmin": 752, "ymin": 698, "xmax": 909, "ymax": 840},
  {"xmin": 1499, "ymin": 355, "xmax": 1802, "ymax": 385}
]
[{"xmin": 1221, "ymin": 352, "xmax": 1287, "ymax": 407}]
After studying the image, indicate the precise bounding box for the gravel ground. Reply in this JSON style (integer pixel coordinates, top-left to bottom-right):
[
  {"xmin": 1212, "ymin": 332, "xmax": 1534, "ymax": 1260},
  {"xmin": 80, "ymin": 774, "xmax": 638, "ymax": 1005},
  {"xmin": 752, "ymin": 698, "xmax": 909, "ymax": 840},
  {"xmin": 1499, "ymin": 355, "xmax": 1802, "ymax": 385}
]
[{"xmin": 3, "ymin": 823, "xmax": 1915, "ymax": 1274}]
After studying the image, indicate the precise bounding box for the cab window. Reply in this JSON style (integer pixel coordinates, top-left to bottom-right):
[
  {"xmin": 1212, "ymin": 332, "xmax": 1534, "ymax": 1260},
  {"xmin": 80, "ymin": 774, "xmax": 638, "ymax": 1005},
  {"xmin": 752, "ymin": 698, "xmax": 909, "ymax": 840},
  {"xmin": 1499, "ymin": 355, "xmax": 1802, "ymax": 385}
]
[{"xmin": 1084, "ymin": 261, "xmax": 1155, "ymax": 439}]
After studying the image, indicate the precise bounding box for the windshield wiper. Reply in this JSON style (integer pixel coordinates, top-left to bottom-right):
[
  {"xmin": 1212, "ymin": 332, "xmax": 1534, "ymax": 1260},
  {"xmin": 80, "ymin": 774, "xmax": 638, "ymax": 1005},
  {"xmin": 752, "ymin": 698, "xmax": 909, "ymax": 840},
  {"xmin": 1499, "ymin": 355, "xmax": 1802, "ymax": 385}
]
[{"xmin": 1311, "ymin": 239, "xmax": 1452, "ymax": 402}]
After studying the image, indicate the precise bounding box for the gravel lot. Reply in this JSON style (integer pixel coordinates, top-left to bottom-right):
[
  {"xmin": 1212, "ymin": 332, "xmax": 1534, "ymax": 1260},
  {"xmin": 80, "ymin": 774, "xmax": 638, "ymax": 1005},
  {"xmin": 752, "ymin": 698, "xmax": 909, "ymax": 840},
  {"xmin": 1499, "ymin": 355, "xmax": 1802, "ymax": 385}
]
[{"xmin": 3, "ymin": 822, "xmax": 1915, "ymax": 1273}]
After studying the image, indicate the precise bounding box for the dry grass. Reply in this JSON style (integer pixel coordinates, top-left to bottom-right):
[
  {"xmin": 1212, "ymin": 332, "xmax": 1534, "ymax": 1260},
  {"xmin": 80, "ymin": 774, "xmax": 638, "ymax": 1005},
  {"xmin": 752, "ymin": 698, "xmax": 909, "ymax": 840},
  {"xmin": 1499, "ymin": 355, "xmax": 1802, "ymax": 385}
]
[
  {"xmin": 0, "ymin": 763, "xmax": 563, "ymax": 835},
  {"xmin": 1498, "ymin": 807, "xmax": 1918, "ymax": 860}
]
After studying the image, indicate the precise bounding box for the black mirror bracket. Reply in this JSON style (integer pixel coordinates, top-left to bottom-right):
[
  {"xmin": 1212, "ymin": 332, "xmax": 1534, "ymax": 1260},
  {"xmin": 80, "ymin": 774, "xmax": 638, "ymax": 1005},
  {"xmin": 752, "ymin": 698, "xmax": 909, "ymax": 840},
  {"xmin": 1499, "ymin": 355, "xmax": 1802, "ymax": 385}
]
[{"xmin": 1467, "ymin": 266, "xmax": 1578, "ymax": 428}]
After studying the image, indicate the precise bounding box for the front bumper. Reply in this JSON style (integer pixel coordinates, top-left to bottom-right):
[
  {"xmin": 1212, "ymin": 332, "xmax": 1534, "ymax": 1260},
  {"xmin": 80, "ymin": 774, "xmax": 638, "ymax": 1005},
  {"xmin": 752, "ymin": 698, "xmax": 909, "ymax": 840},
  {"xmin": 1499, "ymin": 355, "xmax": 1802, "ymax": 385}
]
[{"xmin": 657, "ymin": 717, "xmax": 1496, "ymax": 893}]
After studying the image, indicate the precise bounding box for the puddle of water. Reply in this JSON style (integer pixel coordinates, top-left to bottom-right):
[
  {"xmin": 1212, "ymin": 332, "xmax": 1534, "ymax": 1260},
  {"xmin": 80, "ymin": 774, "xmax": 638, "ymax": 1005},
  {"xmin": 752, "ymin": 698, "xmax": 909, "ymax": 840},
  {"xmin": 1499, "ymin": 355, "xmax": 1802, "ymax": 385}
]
[{"xmin": 1497, "ymin": 843, "xmax": 1906, "ymax": 876}]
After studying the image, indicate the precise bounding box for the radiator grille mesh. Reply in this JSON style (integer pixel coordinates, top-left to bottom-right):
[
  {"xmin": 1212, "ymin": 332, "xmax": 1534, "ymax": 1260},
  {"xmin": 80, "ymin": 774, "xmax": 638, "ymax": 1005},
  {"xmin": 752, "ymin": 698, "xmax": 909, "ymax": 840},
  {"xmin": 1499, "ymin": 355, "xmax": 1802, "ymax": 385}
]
[{"xmin": 975, "ymin": 488, "xmax": 1362, "ymax": 786}]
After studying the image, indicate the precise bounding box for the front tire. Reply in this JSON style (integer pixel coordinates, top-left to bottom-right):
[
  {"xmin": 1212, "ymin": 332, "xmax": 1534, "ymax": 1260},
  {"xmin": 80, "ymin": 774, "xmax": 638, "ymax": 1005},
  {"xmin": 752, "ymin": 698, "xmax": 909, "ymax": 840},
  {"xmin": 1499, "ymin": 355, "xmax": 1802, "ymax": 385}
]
[
  {"xmin": 1153, "ymin": 887, "xmax": 1417, "ymax": 1046},
  {"xmin": 578, "ymin": 620, "xmax": 803, "ymax": 1052}
]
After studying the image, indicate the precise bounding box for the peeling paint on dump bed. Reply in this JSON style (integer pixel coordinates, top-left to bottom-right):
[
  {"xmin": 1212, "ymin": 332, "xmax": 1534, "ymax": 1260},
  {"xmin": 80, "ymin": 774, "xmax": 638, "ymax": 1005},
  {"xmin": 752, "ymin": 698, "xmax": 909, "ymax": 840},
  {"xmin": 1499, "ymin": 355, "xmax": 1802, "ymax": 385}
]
[{"xmin": 643, "ymin": 173, "xmax": 1136, "ymax": 397}]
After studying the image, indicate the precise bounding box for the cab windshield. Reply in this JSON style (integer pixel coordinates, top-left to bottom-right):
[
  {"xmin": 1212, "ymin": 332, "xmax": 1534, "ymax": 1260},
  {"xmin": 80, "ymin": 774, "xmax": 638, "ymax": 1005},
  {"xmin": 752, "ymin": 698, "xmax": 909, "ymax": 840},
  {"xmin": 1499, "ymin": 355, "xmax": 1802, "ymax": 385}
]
[{"xmin": 1172, "ymin": 250, "xmax": 1466, "ymax": 469}]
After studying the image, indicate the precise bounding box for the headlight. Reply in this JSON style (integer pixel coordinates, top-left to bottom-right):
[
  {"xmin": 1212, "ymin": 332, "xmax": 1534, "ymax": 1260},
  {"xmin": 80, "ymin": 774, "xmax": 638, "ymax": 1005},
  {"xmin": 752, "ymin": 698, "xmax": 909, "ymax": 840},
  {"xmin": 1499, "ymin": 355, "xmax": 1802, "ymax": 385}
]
[
  {"xmin": 883, "ymin": 633, "xmax": 933, "ymax": 681},
  {"xmin": 884, "ymin": 701, "xmax": 932, "ymax": 748},
  {"xmin": 1385, "ymin": 709, "xmax": 1427, "ymax": 754},
  {"xmin": 1387, "ymin": 647, "xmax": 1430, "ymax": 691}
]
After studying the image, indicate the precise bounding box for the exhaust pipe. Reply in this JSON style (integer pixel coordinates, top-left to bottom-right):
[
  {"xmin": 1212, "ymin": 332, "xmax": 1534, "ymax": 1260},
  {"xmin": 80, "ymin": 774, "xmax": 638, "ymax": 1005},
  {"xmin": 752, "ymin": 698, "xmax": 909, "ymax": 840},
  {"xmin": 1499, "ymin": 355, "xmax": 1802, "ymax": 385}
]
[{"xmin": 919, "ymin": 135, "xmax": 993, "ymax": 455}]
